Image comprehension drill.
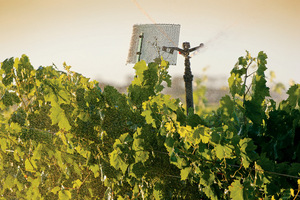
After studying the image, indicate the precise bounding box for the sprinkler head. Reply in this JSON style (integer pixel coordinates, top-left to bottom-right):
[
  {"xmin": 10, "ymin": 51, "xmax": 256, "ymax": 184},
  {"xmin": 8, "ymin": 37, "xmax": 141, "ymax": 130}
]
[{"xmin": 182, "ymin": 42, "xmax": 190, "ymax": 50}]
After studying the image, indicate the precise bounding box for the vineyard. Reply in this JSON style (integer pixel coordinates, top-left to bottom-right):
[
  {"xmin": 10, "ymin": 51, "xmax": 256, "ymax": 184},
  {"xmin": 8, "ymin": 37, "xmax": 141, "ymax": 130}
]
[{"xmin": 0, "ymin": 52, "xmax": 299, "ymax": 199}]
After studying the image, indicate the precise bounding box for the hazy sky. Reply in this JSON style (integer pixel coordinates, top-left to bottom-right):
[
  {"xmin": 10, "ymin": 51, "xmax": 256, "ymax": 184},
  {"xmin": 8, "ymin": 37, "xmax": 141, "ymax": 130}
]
[{"xmin": 1, "ymin": 0, "xmax": 299, "ymax": 87}]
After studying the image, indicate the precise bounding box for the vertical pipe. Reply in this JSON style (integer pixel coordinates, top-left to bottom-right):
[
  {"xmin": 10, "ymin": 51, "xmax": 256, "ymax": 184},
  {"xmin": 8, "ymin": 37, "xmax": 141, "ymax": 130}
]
[
  {"xmin": 136, "ymin": 33, "xmax": 144, "ymax": 62},
  {"xmin": 183, "ymin": 57, "xmax": 194, "ymax": 115}
]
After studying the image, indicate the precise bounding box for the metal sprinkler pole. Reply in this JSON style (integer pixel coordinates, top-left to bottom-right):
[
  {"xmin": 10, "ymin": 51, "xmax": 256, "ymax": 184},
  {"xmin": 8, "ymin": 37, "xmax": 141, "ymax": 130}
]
[
  {"xmin": 163, "ymin": 42, "xmax": 204, "ymax": 115},
  {"xmin": 136, "ymin": 33, "xmax": 144, "ymax": 62},
  {"xmin": 183, "ymin": 54, "xmax": 194, "ymax": 114}
]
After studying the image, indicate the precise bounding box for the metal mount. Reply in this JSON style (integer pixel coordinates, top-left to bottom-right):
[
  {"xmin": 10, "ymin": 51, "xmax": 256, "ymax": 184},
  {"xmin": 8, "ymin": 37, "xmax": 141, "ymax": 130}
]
[{"xmin": 163, "ymin": 42, "xmax": 204, "ymax": 115}]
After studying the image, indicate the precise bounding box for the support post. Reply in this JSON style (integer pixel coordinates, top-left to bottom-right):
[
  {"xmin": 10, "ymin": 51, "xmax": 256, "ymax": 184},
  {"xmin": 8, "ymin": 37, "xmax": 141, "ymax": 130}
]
[
  {"xmin": 162, "ymin": 42, "xmax": 203, "ymax": 115},
  {"xmin": 183, "ymin": 57, "xmax": 194, "ymax": 115}
]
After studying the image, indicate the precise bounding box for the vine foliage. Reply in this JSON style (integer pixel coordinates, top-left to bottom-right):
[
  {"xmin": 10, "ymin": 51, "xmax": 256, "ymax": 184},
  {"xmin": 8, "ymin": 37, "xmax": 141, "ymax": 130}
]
[{"xmin": 0, "ymin": 53, "xmax": 299, "ymax": 199}]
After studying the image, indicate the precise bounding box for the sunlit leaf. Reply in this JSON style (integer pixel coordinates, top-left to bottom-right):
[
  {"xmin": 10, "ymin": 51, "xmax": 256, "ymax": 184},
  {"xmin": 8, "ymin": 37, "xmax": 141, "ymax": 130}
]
[
  {"xmin": 59, "ymin": 190, "xmax": 72, "ymax": 200},
  {"xmin": 229, "ymin": 179, "xmax": 244, "ymax": 200},
  {"xmin": 180, "ymin": 167, "xmax": 191, "ymax": 180}
]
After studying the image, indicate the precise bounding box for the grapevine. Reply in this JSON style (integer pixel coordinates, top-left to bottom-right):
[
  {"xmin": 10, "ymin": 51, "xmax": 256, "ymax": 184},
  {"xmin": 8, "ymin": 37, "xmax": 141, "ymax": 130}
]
[{"xmin": 0, "ymin": 53, "xmax": 299, "ymax": 199}]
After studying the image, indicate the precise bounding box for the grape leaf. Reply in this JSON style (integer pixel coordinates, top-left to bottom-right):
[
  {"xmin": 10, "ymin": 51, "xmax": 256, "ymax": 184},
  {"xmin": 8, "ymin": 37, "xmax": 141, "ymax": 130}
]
[
  {"xmin": 229, "ymin": 179, "xmax": 244, "ymax": 200},
  {"xmin": 58, "ymin": 190, "xmax": 72, "ymax": 200},
  {"xmin": 180, "ymin": 167, "xmax": 191, "ymax": 180},
  {"xmin": 50, "ymin": 103, "xmax": 71, "ymax": 131},
  {"xmin": 110, "ymin": 150, "xmax": 129, "ymax": 174}
]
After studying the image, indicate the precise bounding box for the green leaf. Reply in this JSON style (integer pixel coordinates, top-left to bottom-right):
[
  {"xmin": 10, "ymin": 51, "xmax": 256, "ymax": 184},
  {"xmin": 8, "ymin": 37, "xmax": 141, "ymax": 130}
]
[
  {"xmin": 229, "ymin": 179, "xmax": 244, "ymax": 200},
  {"xmin": 180, "ymin": 167, "xmax": 191, "ymax": 180},
  {"xmin": 90, "ymin": 165, "xmax": 100, "ymax": 178},
  {"xmin": 219, "ymin": 95, "xmax": 234, "ymax": 117},
  {"xmin": 239, "ymin": 138, "xmax": 256, "ymax": 152},
  {"xmin": 1, "ymin": 90, "xmax": 20, "ymax": 106},
  {"xmin": 73, "ymin": 162, "xmax": 82, "ymax": 177},
  {"xmin": 5, "ymin": 174, "xmax": 14, "ymax": 189},
  {"xmin": 165, "ymin": 136, "xmax": 175, "ymax": 147},
  {"xmin": 128, "ymin": 162, "xmax": 146, "ymax": 178},
  {"xmin": 244, "ymin": 100, "xmax": 264, "ymax": 125},
  {"xmin": 239, "ymin": 138, "xmax": 256, "ymax": 168},
  {"xmin": 14, "ymin": 179, "xmax": 24, "ymax": 191},
  {"xmin": 153, "ymin": 183, "xmax": 163, "ymax": 200},
  {"xmin": 257, "ymin": 51, "xmax": 268, "ymax": 72},
  {"xmin": 202, "ymin": 186, "xmax": 218, "ymax": 200},
  {"xmin": 25, "ymin": 159, "xmax": 36, "ymax": 172},
  {"xmin": 109, "ymin": 150, "xmax": 128, "ymax": 174},
  {"xmin": 50, "ymin": 103, "xmax": 71, "ymax": 131},
  {"xmin": 228, "ymin": 72, "xmax": 243, "ymax": 97},
  {"xmin": 286, "ymin": 84, "xmax": 300, "ymax": 108},
  {"xmin": 54, "ymin": 151, "xmax": 65, "ymax": 169},
  {"xmin": 11, "ymin": 108, "xmax": 26, "ymax": 125},
  {"xmin": 51, "ymin": 186, "xmax": 60, "ymax": 194},
  {"xmin": 187, "ymin": 113, "xmax": 202, "ymax": 128},
  {"xmin": 133, "ymin": 60, "xmax": 147, "ymax": 84},
  {"xmin": 158, "ymin": 58, "xmax": 172, "ymax": 88},
  {"xmin": 252, "ymin": 74, "xmax": 270, "ymax": 103},
  {"xmin": 200, "ymin": 171, "xmax": 218, "ymax": 200},
  {"xmin": 73, "ymin": 179, "xmax": 82, "ymax": 188},
  {"xmin": 58, "ymin": 190, "xmax": 72, "ymax": 200},
  {"xmin": 1, "ymin": 57, "xmax": 14, "ymax": 86},
  {"xmin": 215, "ymin": 144, "xmax": 234, "ymax": 159},
  {"xmin": 13, "ymin": 150, "xmax": 20, "ymax": 162},
  {"xmin": 193, "ymin": 126, "xmax": 210, "ymax": 144},
  {"xmin": 119, "ymin": 132, "xmax": 133, "ymax": 144},
  {"xmin": 0, "ymin": 138, "xmax": 7, "ymax": 152},
  {"xmin": 238, "ymin": 56, "xmax": 247, "ymax": 67},
  {"xmin": 141, "ymin": 109, "xmax": 156, "ymax": 127},
  {"xmin": 135, "ymin": 151, "xmax": 149, "ymax": 163},
  {"xmin": 117, "ymin": 196, "xmax": 125, "ymax": 200},
  {"xmin": 200, "ymin": 169, "xmax": 215, "ymax": 186}
]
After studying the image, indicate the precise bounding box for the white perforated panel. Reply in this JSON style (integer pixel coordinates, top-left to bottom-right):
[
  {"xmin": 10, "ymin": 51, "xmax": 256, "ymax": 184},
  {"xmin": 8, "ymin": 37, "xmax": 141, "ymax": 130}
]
[{"xmin": 127, "ymin": 24, "xmax": 180, "ymax": 65}]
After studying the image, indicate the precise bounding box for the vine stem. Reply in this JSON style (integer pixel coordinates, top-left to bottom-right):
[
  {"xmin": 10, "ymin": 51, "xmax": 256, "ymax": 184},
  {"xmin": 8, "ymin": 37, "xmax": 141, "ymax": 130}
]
[
  {"xmin": 242, "ymin": 59, "xmax": 253, "ymax": 107},
  {"xmin": 241, "ymin": 59, "xmax": 255, "ymax": 129},
  {"xmin": 77, "ymin": 170, "xmax": 91, "ymax": 194},
  {"xmin": 293, "ymin": 186, "xmax": 300, "ymax": 200},
  {"xmin": 12, "ymin": 68, "xmax": 29, "ymax": 111}
]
